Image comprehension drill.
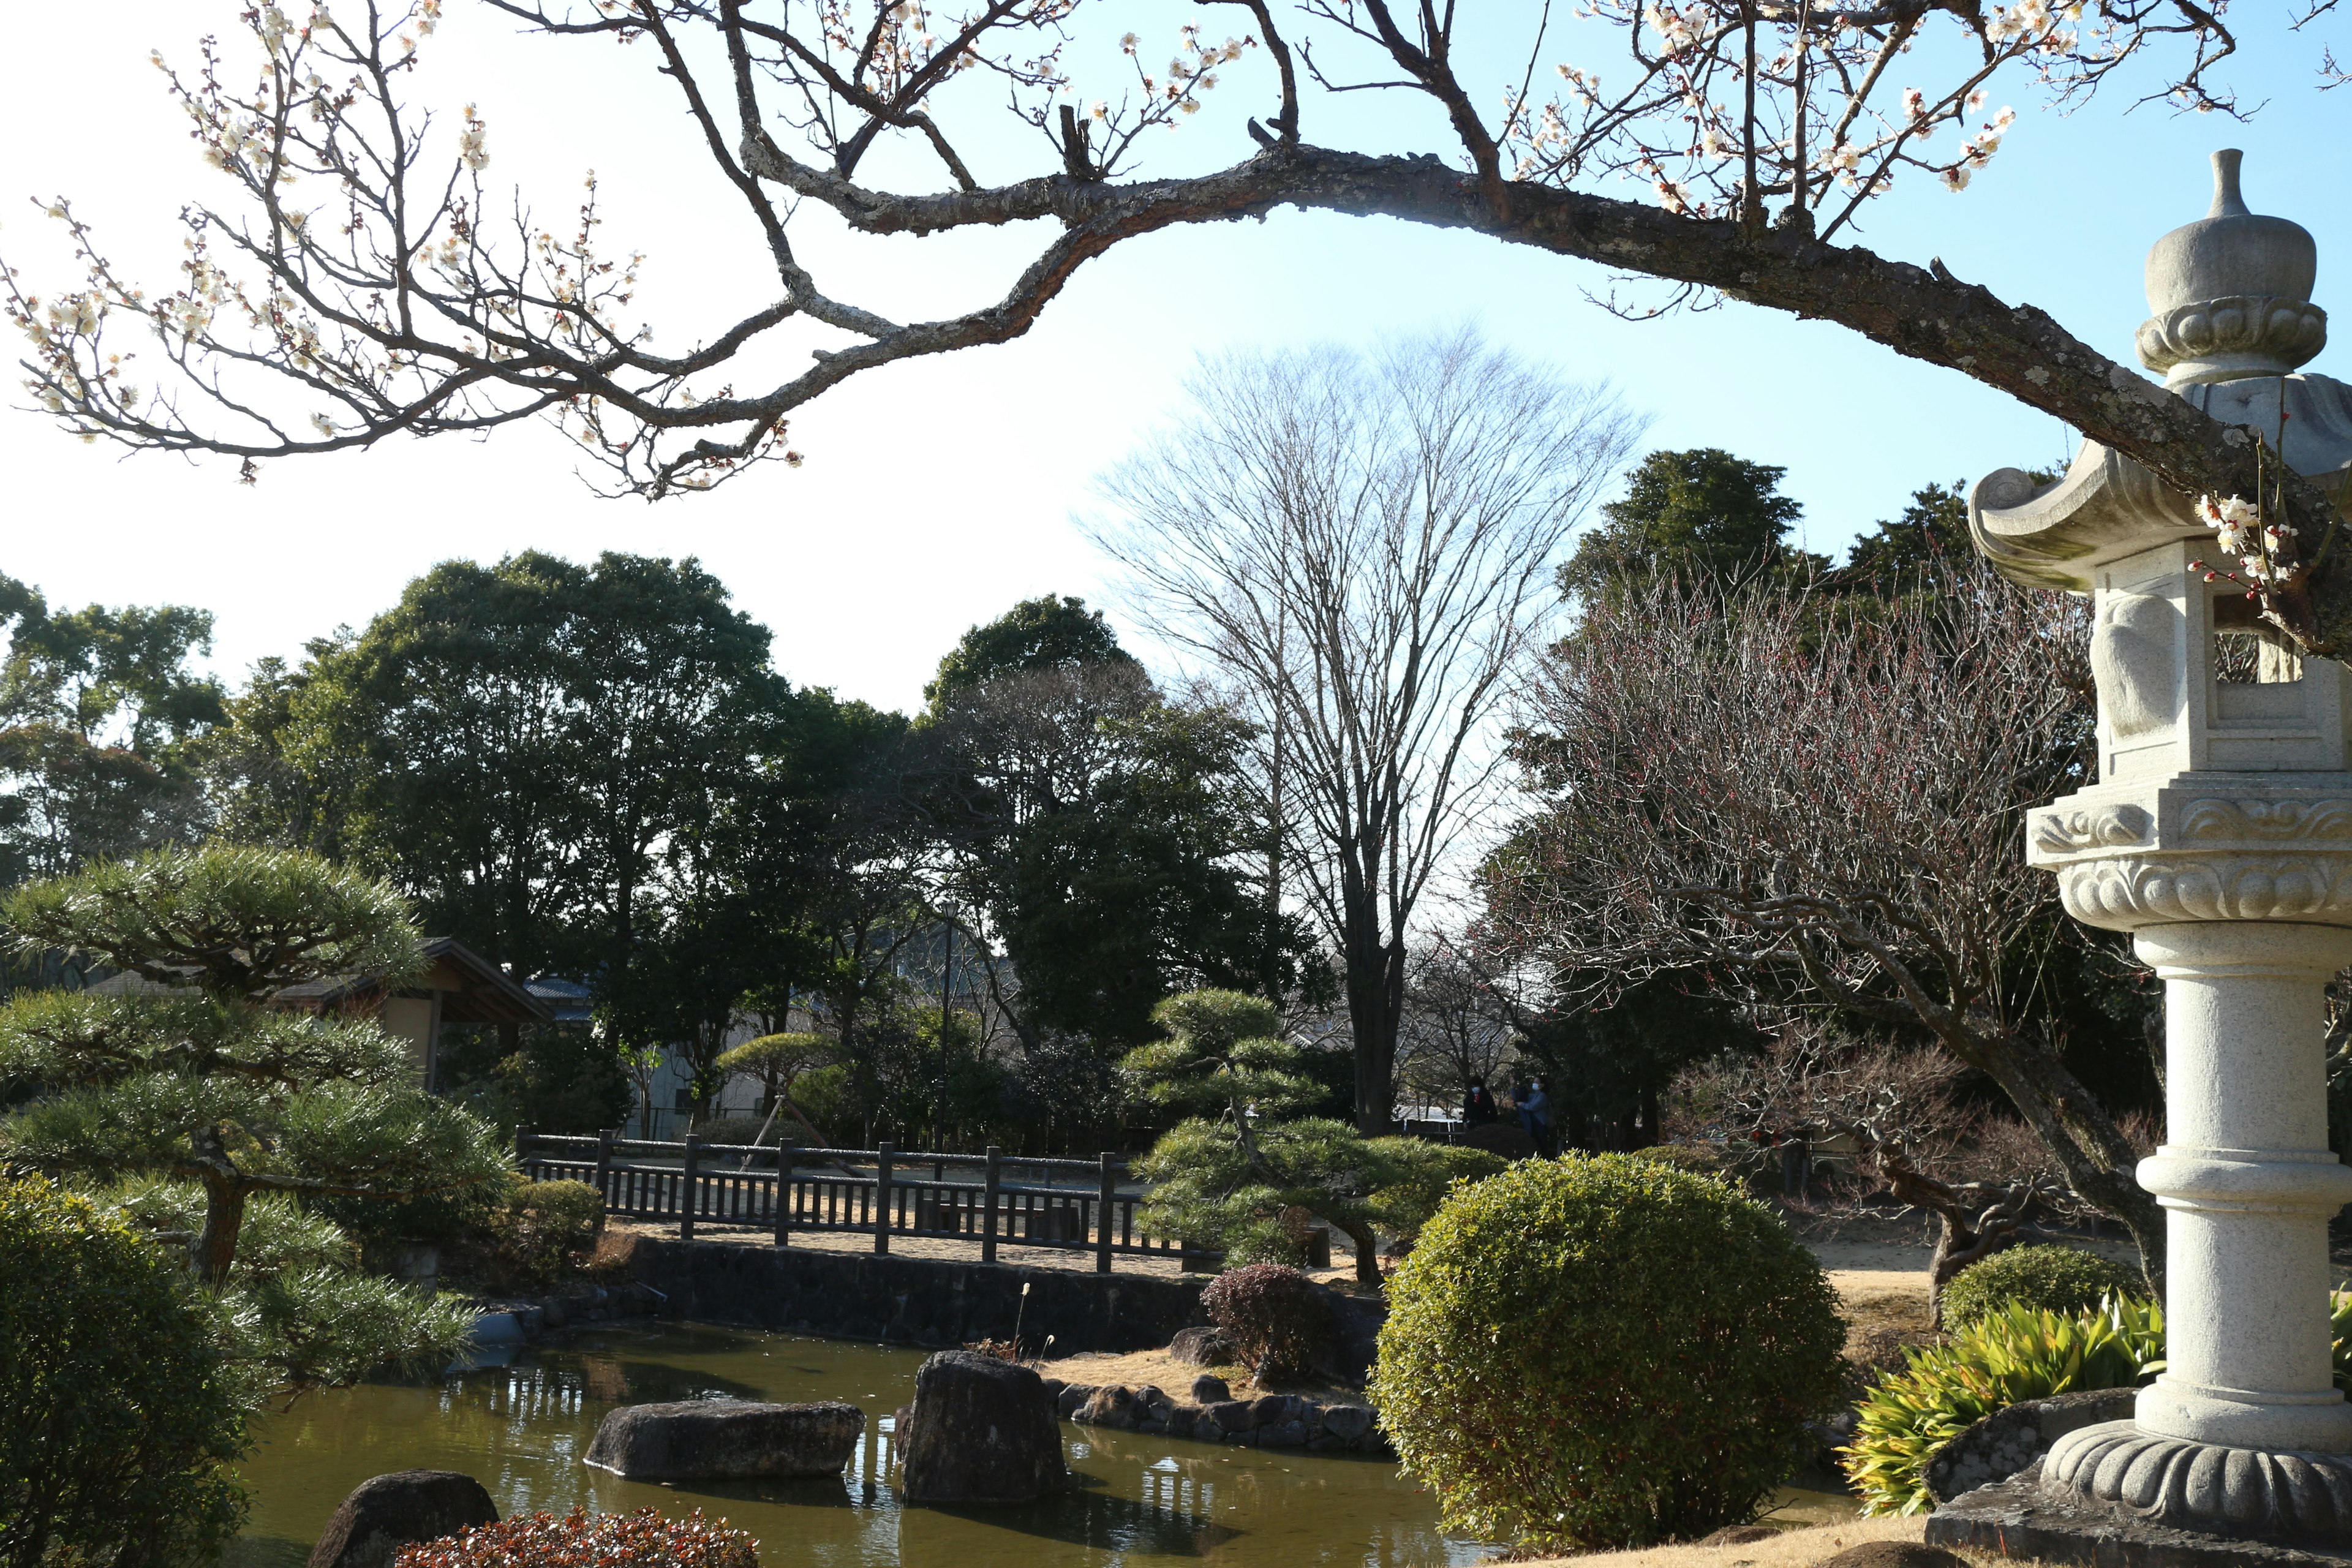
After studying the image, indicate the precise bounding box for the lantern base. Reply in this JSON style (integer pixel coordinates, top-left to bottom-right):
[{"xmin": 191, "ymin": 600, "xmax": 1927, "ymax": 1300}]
[{"xmin": 1928, "ymin": 1431, "xmax": 2352, "ymax": 1564}]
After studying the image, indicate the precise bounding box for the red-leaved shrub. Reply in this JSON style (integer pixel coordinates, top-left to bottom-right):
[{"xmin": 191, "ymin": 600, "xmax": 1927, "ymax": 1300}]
[
  {"xmin": 392, "ymin": 1506, "xmax": 759, "ymax": 1567},
  {"xmin": 1199, "ymin": 1262, "xmax": 1336, "ymax": 1384}
]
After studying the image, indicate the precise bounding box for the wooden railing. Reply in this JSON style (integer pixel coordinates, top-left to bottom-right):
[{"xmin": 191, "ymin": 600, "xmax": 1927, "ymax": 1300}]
[{"xmin": 515, "ymin": 1131, "xmax": 1212, "ymax": 1273}]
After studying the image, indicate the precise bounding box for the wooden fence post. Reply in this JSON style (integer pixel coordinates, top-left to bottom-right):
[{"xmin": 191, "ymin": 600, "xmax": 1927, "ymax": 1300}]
[
  {"xmin": 594, "ymin": 1127, "xmax": 616, "ymax": 1210},
  {"xmin": 1095, "ymin": 1152, "xmax": 1115, "ymax": 1275},
  {"xmin": 772, "ymin": 1134, "xmax": 794, "ymax": 1248},
  {"xmin": 680, "ymin": 1134, "xmax": 703, "ymax": 1243},
  {"xmin": 875, "ymin": 1141, "xmax": 894, "ymax": 1256},
  {"xmin": 982, "ymin": 1145, "xmax": 1001, "ymax": 1265}
]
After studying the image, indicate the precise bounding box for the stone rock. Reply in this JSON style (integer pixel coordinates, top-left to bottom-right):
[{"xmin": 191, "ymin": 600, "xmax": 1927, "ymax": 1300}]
[
  {"xmin": 1169, "ymin": 1326, "xmax": 1233, "ymax": 1365},
  {"xmin": 1261, "ymin": 1419, "xmax": 1309, "ymax": 1448},
  {"xmin": 583, "ymin": 1398, "xmax": 863, "ymax": 1479},
  {"xmin": 1250, "ymin": 1395, "xmax": 1294, "ymax": 1427},
  {"xmin": 1319, "ymin": 1404, "xmax": 1373, "ymax": 1443},
  {"xmin": 1077, "ymin": 1385, "xmax": 1140, "ymax": 1430},
  {"xmin": 1189, "ymin": 1374, "xmax": 1230, "ymax": 1403},
  {"xmin": 898, "ymin": 1350, "xmax": 1069, "ymax": 1506},
  {"xmin": 1818, "ymin": 1545, "xmax": 1968, "ymax": 1568},
  {"xmin": 1206, "ymin": 1399, "xmax": 1257, "ymax": 1433},
  {"xmin": 1923, "ymin": 1389, "xmax": 2139, "ymax": 1504},
  {"xmin": 1055, "ymin": 1382, "xmax": 1092, "ymax": 1419},
  {"xmin": 306, "ymin": 1470, "xmax": 499, "ymax": 1568},
  {"xmin": 1696, "ymin": 1526, "xmax": 1780, "ymax": 1546}
]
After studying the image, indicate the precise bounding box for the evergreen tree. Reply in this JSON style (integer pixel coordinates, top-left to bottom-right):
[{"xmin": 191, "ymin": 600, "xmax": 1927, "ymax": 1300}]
[
  {"xmin": 0, "ymin": 575, "xmax": 227, "ymax": 888},
  {"xmin": 923, "ymin": 595, "xmax": 1137, "ymax": 713},
  {"xmin": 1559, "ymin": 448, "xmax": 1824, "ymax": 601},
  {"xmin": 1128, "ymin": 990, "xmax": 1496, "ymax": 1283},
  {"xmin": 0, "ymin": 845, "xmax": 505, "ymax": 1389}
]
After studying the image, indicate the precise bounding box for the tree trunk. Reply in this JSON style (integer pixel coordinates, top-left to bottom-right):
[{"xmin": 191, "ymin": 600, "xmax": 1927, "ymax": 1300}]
[
  {"xmin": 1936, "ymin": 1019, "xmax": 2167, "ymax": 1292},
  {"xmin": 1332, "ymin": 1216, "xmax": 1382, "ymax": 1285},
  {"xmin": 1344, "ymin": 909, "xmax": 1401, "ymax": 1136},
  {"xmin": 195, "ymin": 1172, "xmax": 247, "ymax": 1286}
]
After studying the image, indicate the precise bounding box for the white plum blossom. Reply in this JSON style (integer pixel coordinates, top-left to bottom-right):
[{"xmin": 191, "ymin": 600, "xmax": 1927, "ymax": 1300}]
[{"xmin": 458, "ymin": 108, "xmax": 489, "ymax": 172}]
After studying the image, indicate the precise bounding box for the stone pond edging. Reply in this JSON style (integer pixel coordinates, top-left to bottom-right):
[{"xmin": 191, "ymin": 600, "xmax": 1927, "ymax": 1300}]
[
  {"xmin": 622, "ymin": 1236, "xmax": 1214, "ymax": 1352},
  {"xmin": 1041, "ymin": 1378, "xmax": 1390, "ymax": 1456}
]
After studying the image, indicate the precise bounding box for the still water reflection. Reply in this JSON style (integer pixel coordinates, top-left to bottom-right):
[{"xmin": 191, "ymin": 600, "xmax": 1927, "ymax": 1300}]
[{"xmin": 225, "ymin": 1322, "xmax": 1498, "ymax": 1568}]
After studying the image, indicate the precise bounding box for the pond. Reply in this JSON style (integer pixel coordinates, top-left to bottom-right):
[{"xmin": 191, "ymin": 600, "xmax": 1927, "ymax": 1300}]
[{"xmin": 222, "ymin": 1321, "xmax": 1855, "ymax": 1568}]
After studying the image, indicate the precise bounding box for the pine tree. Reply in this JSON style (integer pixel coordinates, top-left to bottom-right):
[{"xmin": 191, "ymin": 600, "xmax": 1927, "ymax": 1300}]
[
  {"xmin": 0, "ymin": 845, "xmax": 507, "ymax": 1389},
  {"xmin": 1127, "ymin": 990, "xmax": 1499, "ymax": 1283}
]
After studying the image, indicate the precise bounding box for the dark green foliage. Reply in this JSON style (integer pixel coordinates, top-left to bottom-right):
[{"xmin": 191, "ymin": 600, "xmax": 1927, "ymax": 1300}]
[
  {"xmin": 0, "ymin": 1178, "xmax": 249, "ymax": 1568},
  {"xmin": 1558, "ymin": 448, "xmax": 1823, "ymax": 601},
  {"xmin": 923, "ymin": 594, "xmax": 1137, "ymax": 712},
  {"xmin": 1199, "ymin": 1264, "xmax": 1338, "ymax": 1384},
  {"xmin": 433, "ymin": 1023, "xmax": 635, "ymax": 1138},
  {"xmin": 1517, "ymin": 973, "xmax": 1758, "ymax": 1150},
  {"xmin": 1130, "ymin": 990, "xmax": 1378, "ymax": 1278},
  {"xmin": 931, "ymin": 639, "xmax": 1316, "ymax": 1066},
  {"xmin": 0, "ymin": 574, "xmax": 227, "ymax": 890},
  {"xmin": 1131, "ymin": 992, "xmax": 1498, "ymax": 1279},
  {"xmin": 1839, "ymin": 480, "xmax": 1973, "ymax": 587},
  {"xmin": 1371, "ymin": 1154, "xmax": 1845, "ymax": 1552},
  {"xmin": 1939, "ymin": 1244, "xmax": 2146, "ymax": 1332}
]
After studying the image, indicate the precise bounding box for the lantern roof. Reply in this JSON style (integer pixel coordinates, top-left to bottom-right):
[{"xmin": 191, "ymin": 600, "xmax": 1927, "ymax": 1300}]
[{"xmin": 1970, "ymin": 151, "xmax": 2350, "ymax": 594}]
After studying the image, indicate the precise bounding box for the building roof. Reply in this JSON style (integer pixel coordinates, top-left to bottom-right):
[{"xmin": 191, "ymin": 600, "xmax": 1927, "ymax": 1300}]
[{"xmin": 524, "ymin": 974, "xmax": 594, "ymax": 1025}]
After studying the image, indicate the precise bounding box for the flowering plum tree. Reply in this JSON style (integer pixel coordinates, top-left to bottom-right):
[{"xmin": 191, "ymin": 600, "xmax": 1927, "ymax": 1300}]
[{"xmin": 9, "ymin": 1, "xmax": 2352, "ymax": 647}]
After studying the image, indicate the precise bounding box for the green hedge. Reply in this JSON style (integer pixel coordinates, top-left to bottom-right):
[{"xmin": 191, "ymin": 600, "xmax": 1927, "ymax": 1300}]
[{"xmin": 1371, "ymin": 1153, "xmax": 1845, "ymax": 1553}]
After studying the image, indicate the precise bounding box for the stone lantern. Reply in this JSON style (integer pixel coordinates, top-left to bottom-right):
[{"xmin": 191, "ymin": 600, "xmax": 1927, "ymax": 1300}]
[{"xmin": 1937, "ymin": 150, "xmax": 2352, "ymax": 1558}]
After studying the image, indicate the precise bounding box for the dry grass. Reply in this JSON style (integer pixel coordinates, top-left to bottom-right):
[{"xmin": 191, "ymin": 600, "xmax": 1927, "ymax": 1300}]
[
  {"xmin": 1038, "ymin": 1344, "xmax": 1369, "ymax": 1406},
  {"xmin": 1825, "ymin": 1268, "xmax": 1934, "ymax": 1366}
]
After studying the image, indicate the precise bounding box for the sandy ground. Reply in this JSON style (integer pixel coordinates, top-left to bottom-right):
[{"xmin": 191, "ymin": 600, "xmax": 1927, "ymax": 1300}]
[{"xmin": 1530, "ymin": 1516, "xmax": 1925, "ymax": 1567}]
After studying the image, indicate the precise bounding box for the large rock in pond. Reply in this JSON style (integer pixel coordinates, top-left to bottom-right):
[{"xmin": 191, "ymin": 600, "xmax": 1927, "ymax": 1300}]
[
  {"xmin": 306, "ymin": 1470, "xmax": 499, "ymax": 1568},
  {"xmin": 898, "ymin": 1350, "xmax": 1069, "ymax": 1506},
  {"xmin": 584, "ymin": 1398, "xmax": 864, "ymax": 1480}
]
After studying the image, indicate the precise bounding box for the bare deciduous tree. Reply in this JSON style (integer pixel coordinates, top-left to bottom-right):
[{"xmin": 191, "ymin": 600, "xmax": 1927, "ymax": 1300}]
[
  {"xmin": 11, "ymin": 3, "xmax": 2352, "ymax": 650},
  {"xmin": 1395, "ymin": 940, "xmax": 1521, "ymax": 1106},
  {"xmin": 1484, "ymin": 571, "xmax": 2168, "ymax": 1283},
  {"xmin": 1093, "ymin": 330, "xmax": 1642, "ymax": 1133},
  {"xmin": 1705, "ymin": 1020, "xmax": 2062, "ymax": 1313}
]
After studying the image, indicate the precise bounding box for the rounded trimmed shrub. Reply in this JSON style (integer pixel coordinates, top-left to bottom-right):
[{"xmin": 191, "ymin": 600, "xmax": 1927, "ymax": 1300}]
[
  {"xmin": 484, "ymin": 1178, "xmax": 606, "ymax": 1287},
  {"xmin": 393, "ymin": 1507, "xmax": 758, "ymax": 1567},
  {"xmin": 1199, "ymin": 1263, "xmax": 1337, "ymax": 1384},
  {"xmin": 0, "ymin": 1177, "xmax": 250, "ymax": 1568},
  {"xmin": 1939, "ymin": 1244, "xmax": 2145, "ymax": 1331},
  {"xmin": 1370, "ymin": 1153, "xmax": 1845, "ymax": 1553}
]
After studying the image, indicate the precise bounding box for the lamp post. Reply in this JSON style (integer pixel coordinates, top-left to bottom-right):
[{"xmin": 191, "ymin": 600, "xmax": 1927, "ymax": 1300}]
[{"xmin": 1937, "ymin": 150, "xmax": 2352, "ymax": 1556}]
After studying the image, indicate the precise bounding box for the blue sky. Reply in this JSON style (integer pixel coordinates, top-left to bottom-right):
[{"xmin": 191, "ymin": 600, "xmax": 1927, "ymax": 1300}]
[{"xmin": 3, "ymin": 2, "xmax": 2346, "ymax": 712}]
